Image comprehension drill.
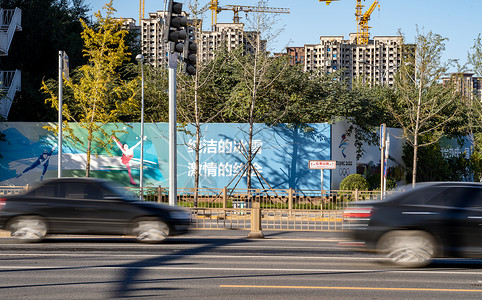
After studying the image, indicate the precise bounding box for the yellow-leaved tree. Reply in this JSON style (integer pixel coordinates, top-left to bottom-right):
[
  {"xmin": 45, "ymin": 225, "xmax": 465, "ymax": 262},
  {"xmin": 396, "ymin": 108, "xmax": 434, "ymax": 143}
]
[{"xmin": 42, "ymin": 1, "xmax": 139, "ymax": 177}]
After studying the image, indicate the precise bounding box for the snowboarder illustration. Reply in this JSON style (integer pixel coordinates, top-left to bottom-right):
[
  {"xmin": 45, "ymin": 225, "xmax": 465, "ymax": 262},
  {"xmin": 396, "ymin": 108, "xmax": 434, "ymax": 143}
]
[
  {"xmin": 112, "ymin": 135, "xmax": 142, "ymax": 185},
  {"xmin": 16, "ymin": 145, "xmax": 57, "ymax": 181}
]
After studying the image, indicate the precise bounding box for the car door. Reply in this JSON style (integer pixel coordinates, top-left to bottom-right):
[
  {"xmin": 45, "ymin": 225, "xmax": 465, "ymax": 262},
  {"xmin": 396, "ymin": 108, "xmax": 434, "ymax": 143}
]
[
  {"xmin": 454, "ymin": 187, "xmax": 482, "ymax": 256},
  {"xmin": 397, "ymin": 185, "xmax": 471, "ymax": 254},
  {"xmin": 24, "ymin": 181, "xmax": 82, "ymax": 233},
  {"xmin": 64, "ymin": 182, "xmax": 144, "ymax": 234}
]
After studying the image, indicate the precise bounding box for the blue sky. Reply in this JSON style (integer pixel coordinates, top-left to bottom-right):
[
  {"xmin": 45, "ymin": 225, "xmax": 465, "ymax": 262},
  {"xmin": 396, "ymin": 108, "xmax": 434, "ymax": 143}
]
[{"xmin": 87, "ymin": 0, "xmax": 482, "ymax": 71}]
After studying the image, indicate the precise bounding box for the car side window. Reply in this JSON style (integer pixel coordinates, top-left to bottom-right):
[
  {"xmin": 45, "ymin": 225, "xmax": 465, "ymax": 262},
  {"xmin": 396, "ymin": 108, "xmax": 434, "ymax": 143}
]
[
  {"xmin": 400, "ymin": 187, "xmax": 467, "ymax": 207},
  {"xmin": 64, "ymin": 183, "xmax": 103, "ymax": 200},
  {"xmin": 400, "ymin": 187, "xmax": 447, "ymax": 206},
  {"xmin": 31, "ymin": 183, "xmax": 62, "ymax": 198},
  {"xmin": 425, "ymin": 187, "xmax": 468, "ymax": 207}
]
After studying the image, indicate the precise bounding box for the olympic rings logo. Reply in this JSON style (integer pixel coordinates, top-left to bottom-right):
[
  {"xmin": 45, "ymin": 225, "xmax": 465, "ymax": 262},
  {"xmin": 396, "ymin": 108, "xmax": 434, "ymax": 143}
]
[{"xmin": 338, "ymin": 168, "xmax": 351, "ymax": 178}]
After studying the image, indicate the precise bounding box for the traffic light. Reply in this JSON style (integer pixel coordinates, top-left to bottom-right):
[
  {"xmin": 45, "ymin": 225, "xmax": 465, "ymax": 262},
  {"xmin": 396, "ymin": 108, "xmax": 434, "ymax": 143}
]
[
  {"xmin": 164, "ymin": 0, "xmax": 187, "ymax": 53},
  {"xmin": 182, "ymin": 25, "xmax": 197, "ymax": 75}
]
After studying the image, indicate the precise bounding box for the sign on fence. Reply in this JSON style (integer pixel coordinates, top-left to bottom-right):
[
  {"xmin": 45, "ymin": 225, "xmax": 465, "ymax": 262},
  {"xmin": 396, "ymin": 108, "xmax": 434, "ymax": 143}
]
[{"xmin": 309, "ymin": 160, "xmax": 336, "ymax": 170}]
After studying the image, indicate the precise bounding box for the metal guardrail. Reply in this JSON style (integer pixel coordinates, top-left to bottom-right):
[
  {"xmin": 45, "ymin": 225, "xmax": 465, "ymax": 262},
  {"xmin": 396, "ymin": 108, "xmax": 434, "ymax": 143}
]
[
  {"xmin": 131, "ymin": 186, "xmax": 383, "ymax": 208},
  {"xmin": 0, "ymin": 185, "xmax": 28, "ymax": 195},
  {"xmin": 0, "ymin": 185, "xmax": 385, "ymax": 231}
]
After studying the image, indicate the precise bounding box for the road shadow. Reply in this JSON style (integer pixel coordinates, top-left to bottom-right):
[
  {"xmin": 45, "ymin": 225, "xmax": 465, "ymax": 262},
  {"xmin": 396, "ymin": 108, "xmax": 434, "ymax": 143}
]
[{"xmin": 113, "ymin": 236, "xmax": 253, "ymax": 298}]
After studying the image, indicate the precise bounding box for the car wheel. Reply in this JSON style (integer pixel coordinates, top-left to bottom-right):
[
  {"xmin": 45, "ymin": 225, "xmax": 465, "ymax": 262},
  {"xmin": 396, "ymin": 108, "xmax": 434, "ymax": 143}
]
[
  {"xmin": 8, "ymin": 216, "xmax": 47, "ymax": 242},
  {"xmin": 377, "ymin": 230, "xmax": 436, "ymax": 268},
  {"xmin": 132, "ymin": 218, "xmax": 170, "ymax": 243}
]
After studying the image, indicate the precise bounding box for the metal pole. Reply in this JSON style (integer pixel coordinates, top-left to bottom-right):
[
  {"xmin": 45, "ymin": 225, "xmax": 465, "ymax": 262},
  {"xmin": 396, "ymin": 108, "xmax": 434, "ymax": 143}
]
[
  {"xmin": 168, "ymin": 52, "xmax": 177, "ymax": 206},
  {"xmin": 384, "ymin": 134, "xmax": 390, "ymax": 198},
  {"xmin": 140, "ymin": 56, "xmax": 145, "ymax": 199},
  {"xmin": 320, "ymin": 169, "xmax": 324, "ymax": 192},
  {"xmin": 58, "ymin": 51, "xmax": 63, "ymax": 178},
  {"xmin": 380, "ymin": 124, "xmax": 386, "ymax": 199}
]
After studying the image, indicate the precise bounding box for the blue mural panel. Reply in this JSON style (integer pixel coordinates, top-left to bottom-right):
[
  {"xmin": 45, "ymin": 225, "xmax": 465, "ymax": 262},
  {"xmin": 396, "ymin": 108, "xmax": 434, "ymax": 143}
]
[{"xmin": 0, "ymin": 122, "xmax": 331, "ymax": 190}]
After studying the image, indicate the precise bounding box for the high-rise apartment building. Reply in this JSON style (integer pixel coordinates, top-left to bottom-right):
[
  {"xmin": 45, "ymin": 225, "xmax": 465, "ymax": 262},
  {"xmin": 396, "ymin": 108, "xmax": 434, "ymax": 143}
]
[
  {"xmin": 140, "ymin": 11, "xmax": 170, "ymax": 67},
  {"xmin": 443, "ymin": 73, "xmax": 482, "ymax": 103},
  {"xmin": 286, "ymin": 47, "xmax": 305, "ymax": 65},
  {"xmin": 304, "ymin": 34, "xmax": 404, "ymax": 87},
  {"xmin": 198, "ymin": 23, "xmax": 261, "ymax": 61},
  {"xmin": 139, "ymin": 11, "xmax": 262, "ymax": 68}
]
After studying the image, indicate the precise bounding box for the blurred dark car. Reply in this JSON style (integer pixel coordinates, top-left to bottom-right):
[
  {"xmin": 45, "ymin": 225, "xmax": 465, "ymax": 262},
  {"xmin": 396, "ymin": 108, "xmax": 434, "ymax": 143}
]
[
  {"xmin": 344, "ymin": 182, "xmax": 482, "ymax": 267},
  {"xmin": 0, "ymin": 178, "xmax": 191, "ymax": 243}
]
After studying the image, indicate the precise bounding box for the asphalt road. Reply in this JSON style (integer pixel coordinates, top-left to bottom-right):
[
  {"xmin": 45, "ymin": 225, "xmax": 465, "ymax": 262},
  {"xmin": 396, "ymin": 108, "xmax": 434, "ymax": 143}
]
[{"xmin": 1, "ymin": 230, "xmax": 482, "ymax": 299}]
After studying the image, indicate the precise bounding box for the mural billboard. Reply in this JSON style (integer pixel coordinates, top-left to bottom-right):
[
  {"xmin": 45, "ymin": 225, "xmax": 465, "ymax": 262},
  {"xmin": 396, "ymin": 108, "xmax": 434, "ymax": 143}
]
[
  {"xmin": 0, "ymin": 122, "xmax": 332, "ymax": 190},
  {"xmin": 331, "ymin": 120, "xmax": 357, "ymax": 189}
]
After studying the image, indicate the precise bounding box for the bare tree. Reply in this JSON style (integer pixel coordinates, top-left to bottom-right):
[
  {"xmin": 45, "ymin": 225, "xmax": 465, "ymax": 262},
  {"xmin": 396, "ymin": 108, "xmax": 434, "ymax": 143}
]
[
  {"xmin": 228, "ymin": 0, "xmax": 289, "ymax": 190},
  {"xmin": 387, "ymin": 29, "xmax": 459, "ymax": 185},
  {"xmin": 177, "ymin": 0, "xmax": 231, "ymax": 205}
]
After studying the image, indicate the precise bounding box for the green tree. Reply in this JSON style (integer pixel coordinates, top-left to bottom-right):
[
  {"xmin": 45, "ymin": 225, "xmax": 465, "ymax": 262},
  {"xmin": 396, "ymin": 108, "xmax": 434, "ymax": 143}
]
[
  {"xmin": 401, "ymin": 136, "xmax": 469, "ymax": 182},
  {"xmin": 42, "ymin": 1, "xmax": 139, "ymax": 177},
  {"xmin": 387, "ymin": 29, "xmax": 459, "ymax": 186}
]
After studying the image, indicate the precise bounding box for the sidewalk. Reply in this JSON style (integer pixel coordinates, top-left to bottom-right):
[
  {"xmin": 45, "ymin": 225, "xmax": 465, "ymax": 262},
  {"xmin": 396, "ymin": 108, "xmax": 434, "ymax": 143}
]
[{"xmin": 0, "ymin": 229, "xmax": 347, "ymax": 241}]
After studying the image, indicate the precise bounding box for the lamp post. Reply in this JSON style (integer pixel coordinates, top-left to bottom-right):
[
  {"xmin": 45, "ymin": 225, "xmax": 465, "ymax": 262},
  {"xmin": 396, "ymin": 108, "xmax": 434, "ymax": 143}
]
[{"xmin": 136, "ymin": 54, "xmax": 145, "ymax": 199}]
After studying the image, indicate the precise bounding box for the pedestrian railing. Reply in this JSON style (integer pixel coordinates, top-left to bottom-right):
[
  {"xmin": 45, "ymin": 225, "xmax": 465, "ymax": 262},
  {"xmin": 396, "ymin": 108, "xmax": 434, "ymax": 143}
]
[
  {"xmin": 0, "ymin": 185, "xmax": 389, "ymax": 232},
  {"xmin": 0, "ymin": 185, "xmax": 28, "ymax": 195}
]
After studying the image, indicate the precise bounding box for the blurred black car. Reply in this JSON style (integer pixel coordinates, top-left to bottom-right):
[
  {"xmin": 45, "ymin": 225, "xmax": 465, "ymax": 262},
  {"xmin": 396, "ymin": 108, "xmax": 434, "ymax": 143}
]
[
  {"xmin": 344, "ymin": 182, "xmax": 482, "ymax": 267},
  {"xmin": 0, "ymin": 178, "xmax": 191, "ymax": 243}
]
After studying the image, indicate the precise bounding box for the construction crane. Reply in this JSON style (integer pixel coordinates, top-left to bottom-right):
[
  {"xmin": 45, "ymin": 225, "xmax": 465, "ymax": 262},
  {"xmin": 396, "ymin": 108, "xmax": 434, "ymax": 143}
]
[
  {"xmin": 139, "ymin": 0, "xmax": 145, "ymax": 24},
  {"xmin": 207, "ymin": 0, "xmax": 290, "ymax": 29},
  {"xmin": 319, "ymin": 0, "xmax": 380, "ymax": 45}
]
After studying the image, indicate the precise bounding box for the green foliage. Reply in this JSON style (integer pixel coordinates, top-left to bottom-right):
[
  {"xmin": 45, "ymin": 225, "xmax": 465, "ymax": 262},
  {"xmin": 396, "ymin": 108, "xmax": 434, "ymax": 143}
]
[
  {"xmin": 366, "ymin": 173, "xmax": 397, "ymax": 191},
  {"xmin": 41, "ymin": 1, "xmax": 139, "ymax": 176},
  {"xmin": 401, "ymin": 135, "xmax": 470, "ymax": 183},
  {"xmin": 340, "ymin": 174, "xmax": 370, "ymax": 191},
  {"xmin": 387, "ymin": 29, "xmax": 462, "ymax": 184}
]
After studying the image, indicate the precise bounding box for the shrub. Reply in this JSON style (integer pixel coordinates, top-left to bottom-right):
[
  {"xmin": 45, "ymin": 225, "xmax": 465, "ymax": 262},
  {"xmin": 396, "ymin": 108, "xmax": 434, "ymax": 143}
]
[
  {"xmin": 367, "ymin": 173, "xmax": 397, "ymax": 190},
  {"xmin": 340, "ymin": 174, "xmax": 370, "ymax": 191}
]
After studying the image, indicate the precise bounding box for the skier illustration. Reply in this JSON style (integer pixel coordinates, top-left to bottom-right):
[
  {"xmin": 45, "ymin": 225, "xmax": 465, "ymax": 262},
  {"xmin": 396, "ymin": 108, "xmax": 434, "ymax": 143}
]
[
  {"xmin": 16, "ymin": 145, "xmax": 57, "ymax": 181},
  {"xmin": 339, "ymin": 134, "xmax": 348, "ymax": 159},
  {"xmin": 112, "ymin": 136, "xmax": 142, "ymax": 185}
]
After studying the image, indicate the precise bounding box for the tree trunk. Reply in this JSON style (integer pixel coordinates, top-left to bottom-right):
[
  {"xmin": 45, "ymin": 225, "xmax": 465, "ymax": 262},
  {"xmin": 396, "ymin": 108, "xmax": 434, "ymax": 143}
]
[
  {"xmin": 194, "ymin": 79, "xmax": 200, "ymax": 207},
  {"xmin": 86, "ymin": 128, "xmax": 93, "ymax": 177},
  {"xmin": 412, "ymin": 77, "xmax": 424, "ymax": 187},
  {"xmin": 412, "ymin": 143, "xmax": 418, "ymax": 186}
]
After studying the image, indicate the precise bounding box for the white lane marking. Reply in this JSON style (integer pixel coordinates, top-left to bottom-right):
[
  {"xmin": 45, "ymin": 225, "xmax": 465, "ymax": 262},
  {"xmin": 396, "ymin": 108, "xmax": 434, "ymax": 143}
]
[
  {"xmin": 0, "ymin": 245, "xmax": 343, "ymax": 251},
  {"xmin": 0, "ymin": 253, "xmax": 377, "ymax": 260},
  {"xmin": 0, "ymin": 265, "xmax": 481, "ymax": 275}
]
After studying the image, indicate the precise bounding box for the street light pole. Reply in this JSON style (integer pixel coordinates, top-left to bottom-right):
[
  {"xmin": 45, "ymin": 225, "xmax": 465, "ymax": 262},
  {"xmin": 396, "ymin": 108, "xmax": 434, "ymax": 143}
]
[{"xmin": 136, "ymin": 54, "xmax": 145, "ymax": 200}]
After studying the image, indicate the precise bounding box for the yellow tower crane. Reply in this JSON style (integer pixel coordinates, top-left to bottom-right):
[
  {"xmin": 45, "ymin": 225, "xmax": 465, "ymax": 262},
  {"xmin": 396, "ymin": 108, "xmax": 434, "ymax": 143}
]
[
  {"xmin": 319, "ymin": 0, "xmax": 380, "ymax": 45},
  {"xmin": 206, "ymin": 0, "xmax": 290, "ymax": 29},
  {"xmin": 139, "ymin": 0, "xmax": 145, "ymax": 25}
]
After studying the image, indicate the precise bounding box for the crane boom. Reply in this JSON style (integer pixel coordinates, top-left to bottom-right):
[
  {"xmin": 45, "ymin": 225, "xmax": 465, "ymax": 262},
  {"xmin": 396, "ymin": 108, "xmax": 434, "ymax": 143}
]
[
  {"xmin": 223, "ymin": 5, "xmax": 290, "ymax": 24},
  {"xmin": 207, "ymin": 0, "xmax": 290, "ymax": 28},
  {"xmin": 320, "ymin": 0, "xmax": 380, "ymax": 45},
  {"xmin": 319, "ymin": 0, "xmax": 340, "ymax": 5}
]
